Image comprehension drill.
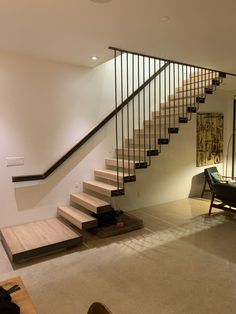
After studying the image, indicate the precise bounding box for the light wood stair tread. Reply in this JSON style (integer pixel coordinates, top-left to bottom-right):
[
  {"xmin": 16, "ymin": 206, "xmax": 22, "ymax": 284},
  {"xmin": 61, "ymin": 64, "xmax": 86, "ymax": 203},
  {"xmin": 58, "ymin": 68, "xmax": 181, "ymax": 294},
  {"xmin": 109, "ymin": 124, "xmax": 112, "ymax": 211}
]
[
  {"xmin": 105, "ymin": 158, "xmax": 135, "ymax": 169},
  {"xmin": 83, "ymin": 180, "xmax": 123, "ymax": 197},
  {"xmin": 95, "ymin": 169, "xmax": 130, "ymax": 177},
  {"xmin": 0, "ymin": 218, "xmax": 82, "ymax": 262},
  {"xmin": 71, "ymin": 192, "xmax": 111, "ymax": 214},
  {"xmin": 58, "ymin": 206, "xmax": 97, "ymax": 230}
]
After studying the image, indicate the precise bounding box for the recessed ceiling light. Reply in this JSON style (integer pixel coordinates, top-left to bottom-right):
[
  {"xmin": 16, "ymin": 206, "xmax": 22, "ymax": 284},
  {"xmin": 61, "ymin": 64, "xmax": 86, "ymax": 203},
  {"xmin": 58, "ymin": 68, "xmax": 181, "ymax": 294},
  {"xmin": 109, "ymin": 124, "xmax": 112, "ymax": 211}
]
[
  {"xmin": 91, "ymin": 56, "xmax": 98, "ymax": 61},
  {"xmin": 159, "ymin": 16, "xmax": 170, "ymax": 22},
  {"xmin": 90, "ymin": 0, "xmax": 112, "ymax": 3}
]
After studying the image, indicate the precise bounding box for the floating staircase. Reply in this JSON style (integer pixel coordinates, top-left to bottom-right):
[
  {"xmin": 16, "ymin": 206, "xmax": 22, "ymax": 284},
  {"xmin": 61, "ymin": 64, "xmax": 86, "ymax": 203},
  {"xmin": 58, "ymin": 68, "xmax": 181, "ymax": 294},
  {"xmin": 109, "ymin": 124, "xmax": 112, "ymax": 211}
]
[{"xmin": 0, "ymin": 49, "xmax": 227, "ymax": 262}]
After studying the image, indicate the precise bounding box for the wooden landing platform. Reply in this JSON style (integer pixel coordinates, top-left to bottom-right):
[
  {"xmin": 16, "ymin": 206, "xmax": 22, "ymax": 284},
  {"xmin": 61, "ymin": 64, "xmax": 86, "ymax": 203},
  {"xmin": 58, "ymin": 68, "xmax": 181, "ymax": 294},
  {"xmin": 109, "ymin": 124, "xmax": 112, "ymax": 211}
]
[
  {"xmin": 0, "ymin": 276, "xmax": 37, "ymax": 313},
  {"xmin": 0, "ymin": 218, "xmax": 83, "ymax": 263}
]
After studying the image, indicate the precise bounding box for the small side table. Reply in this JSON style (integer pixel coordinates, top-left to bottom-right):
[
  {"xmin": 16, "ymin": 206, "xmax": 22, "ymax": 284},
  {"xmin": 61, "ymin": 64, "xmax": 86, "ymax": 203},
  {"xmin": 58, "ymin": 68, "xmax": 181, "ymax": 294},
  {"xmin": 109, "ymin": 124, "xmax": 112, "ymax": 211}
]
[{"xmin": 0, "ymin": 276, "xmax": 37, "ymax": 313}]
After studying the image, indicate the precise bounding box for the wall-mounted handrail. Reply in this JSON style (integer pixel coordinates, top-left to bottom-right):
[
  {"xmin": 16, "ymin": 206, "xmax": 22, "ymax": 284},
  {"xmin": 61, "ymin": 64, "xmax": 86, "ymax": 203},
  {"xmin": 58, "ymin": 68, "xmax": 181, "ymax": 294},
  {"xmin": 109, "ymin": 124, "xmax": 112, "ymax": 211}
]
[{"xmin": 12, "ymin": 61, "xmax": 169, "ymax": 182}]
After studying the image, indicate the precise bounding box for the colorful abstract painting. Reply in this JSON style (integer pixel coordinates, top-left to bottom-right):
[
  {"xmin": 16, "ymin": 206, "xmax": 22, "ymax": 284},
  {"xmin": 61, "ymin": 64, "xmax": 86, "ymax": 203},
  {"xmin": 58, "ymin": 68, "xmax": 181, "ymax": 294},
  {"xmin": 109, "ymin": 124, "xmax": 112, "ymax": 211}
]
[{"xmin": 196, "ymin": 112, "xmax": 224, "ymax": 167}]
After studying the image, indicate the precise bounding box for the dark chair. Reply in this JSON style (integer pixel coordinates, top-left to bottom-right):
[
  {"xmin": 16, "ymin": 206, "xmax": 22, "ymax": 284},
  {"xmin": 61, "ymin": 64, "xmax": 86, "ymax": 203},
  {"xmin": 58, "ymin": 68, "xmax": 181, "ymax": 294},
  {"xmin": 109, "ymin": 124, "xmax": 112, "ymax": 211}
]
[
  {"xmin": 209, "ymin": 182, "xmax": 236, "ymax": 215},
  {"xmin": 201, "ymin": 166, "xmax": 234, "ymax": 198},
  {"xmin": 87, "ymin": 302, "xmax": 112, "ymax": 314},
  {"xmin": 202, "ymin": 166, "xmax": 236, "ymax": 215}
]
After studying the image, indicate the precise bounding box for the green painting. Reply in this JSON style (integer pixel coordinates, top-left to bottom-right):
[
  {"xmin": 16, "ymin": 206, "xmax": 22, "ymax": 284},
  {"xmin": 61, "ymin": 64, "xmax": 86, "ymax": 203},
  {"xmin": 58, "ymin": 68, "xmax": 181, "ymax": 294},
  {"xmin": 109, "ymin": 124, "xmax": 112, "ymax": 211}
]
[{"xmin": 196, "ymin": 112, "xmax": 224, "ymax": 167}]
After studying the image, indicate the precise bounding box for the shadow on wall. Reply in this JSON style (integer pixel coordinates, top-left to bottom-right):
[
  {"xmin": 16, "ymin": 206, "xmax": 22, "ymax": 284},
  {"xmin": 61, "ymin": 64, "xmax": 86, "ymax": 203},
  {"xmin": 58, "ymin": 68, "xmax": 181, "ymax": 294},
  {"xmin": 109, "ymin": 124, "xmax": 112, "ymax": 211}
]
[
  {"xmin": 14, "ymin": 130, "xmax": 106, "ymax": 211},
  {"xmin": 189, "ymin": 172, "xmax": 205, "ymax": 198}
]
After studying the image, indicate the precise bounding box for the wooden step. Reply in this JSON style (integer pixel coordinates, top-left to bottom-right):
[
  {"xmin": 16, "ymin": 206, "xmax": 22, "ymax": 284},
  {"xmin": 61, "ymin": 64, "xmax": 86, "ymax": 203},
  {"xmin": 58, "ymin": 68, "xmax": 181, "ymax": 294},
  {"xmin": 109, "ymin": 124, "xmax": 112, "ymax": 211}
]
[
  {"xmin": 105, "ymin": 158, "xmax": 135, "ymax": 169},
  {"xmin": 169, "ymin": 94, "xmax": 204, "ymax": 101},
  {"xmin": 184, "ymin": 76, "xmax": 220, "ymax": 86},
  {"xmin": 144, "ymin": 117, "xmax": 179, "ymax": 127},
  {"xmin": 176, "ymin": 88, "xmax": 208, "ymax": 98},
  {"xmin": 71, "ymin": 192, "xmax": 112, "ymax": 214},
  {"xmin": 58, "ymin": 206, "xmax": 97, "ymax": 230},
  {"xmin": 134, "ymin": 127, "xmax": 178, "ymax": 137},
  {"xmin": 83, "ymin": 180, "xmax": 124, "ymax": 197},
  {"xmin": 162, "ymin": 97, "xmax": 199, "ymax": 106},
  {"xmin": 152, "ymin": 108, "xmax": 193, "ymax": 118},
  {"xmin": 190, "ymin": 71, "xmax": 219, "ymax": 79},
  {"xmin": 134, "ymin": 128, "xmax": 163, "ymax": 136},
  {"xmin": 160, "ymin": 102, "xmax": 189, "ymax": 110},
  {"xmin": 177, "ymin": 81, "xmax": 216, "ymax": 92},
  {"xmin": 125, "ymin": 138, "xmax": 159, "ymax": 146},
  {"xmin": 95, "ymin": 169, "xmax": 135, "ymax": 182},
  {"xmin": 0, "ymin": 218, "xmax": 83, "ymax": 263},
  {"xmin": 116, "ymin": 148, "xmax": 147, "ymax": 160}
]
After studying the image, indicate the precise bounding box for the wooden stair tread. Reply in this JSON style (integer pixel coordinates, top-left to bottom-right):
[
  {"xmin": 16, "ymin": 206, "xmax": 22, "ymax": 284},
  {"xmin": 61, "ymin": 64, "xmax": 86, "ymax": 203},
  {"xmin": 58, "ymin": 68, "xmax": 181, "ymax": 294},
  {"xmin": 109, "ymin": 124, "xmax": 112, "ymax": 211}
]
[
  {"xmin": 84, "ymin": 180, "xmax": 118, "ymax": 191},
  {"xmin": 0, "ymin": 218, "xmax": 82, "ymax": 262},
  {"xmin": 105, "ymin": 158, "xmax": 135, "ymax": 166},
  {"xmin": 95, "ymin": 169, "xmax": 131, "ymax": 180},
  {"xmin": 71, "ymin": 192, "xmax": 111, "ymax": 214},
  {"xmin": 83, "ymin": 180, "xmax": 124, "ymax": 197},
  {"xmin": 58, "ymin": 206, "xmax": 97, "ymax": 230}
]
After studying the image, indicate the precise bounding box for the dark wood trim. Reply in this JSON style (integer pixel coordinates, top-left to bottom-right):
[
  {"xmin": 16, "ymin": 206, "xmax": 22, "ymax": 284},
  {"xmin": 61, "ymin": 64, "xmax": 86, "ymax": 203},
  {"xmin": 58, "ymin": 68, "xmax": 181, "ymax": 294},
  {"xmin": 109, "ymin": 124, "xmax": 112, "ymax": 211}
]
[{"xmin": 12, "ymin": 62, "xmax": 169, "ymax": 182}]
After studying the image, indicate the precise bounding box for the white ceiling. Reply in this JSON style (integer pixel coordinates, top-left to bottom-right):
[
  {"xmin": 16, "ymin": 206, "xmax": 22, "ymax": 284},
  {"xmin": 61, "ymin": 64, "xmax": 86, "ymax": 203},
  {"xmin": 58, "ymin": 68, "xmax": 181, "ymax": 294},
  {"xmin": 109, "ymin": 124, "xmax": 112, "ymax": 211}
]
[{"xmin": 0, "ymin": 0, "xmax": 236, "ymax": 77}]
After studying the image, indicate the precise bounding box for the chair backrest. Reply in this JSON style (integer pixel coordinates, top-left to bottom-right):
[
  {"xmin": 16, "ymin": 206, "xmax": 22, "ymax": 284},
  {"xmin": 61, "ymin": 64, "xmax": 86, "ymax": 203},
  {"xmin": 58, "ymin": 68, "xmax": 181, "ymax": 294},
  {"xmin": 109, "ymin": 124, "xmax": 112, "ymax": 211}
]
[
  {"xmin": 204, "ymin": 166, "xmax": 219, "ymax": 192},
  {"xmin": 87, "ymin": 302, "xmax": 112, "ymax": 314}
]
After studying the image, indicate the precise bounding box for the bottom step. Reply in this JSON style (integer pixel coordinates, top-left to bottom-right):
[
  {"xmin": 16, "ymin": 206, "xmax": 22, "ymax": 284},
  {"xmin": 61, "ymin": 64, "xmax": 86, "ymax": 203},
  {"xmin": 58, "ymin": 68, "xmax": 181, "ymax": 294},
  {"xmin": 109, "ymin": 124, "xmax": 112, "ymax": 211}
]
[{"xmin": 0, "ymin": 218, "xmax": 83, "ymax": 263}]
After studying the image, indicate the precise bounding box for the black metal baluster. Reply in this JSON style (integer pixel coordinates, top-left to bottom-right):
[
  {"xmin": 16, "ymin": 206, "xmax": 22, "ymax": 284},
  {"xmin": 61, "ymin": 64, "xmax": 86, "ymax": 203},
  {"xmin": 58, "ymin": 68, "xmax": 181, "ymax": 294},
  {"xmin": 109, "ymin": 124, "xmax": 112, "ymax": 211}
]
[
  {"xmin": 132, "ymin": 53, "xmax": 135, "ymax": 172},
  {"xmin": 154, "ymin": 59, "xmax": 157, "ymax": 149},
  {"xmin": 178, "ymin": 64, "xmax": 180, "ymax": 119},
  {"xmin": 126, "ymin": 53, "xmax": 130, "ymax": 177},
  {"xmin": 182, "ymin": 65, "xmax": 184, "ymax": 118},
  {"xmin": 120, "ymin": 51, "xmax": 124, "ymax": 187},
  {"xmin": 143, "ymin": 56, "xmax": 146, "ymax": 161},
  {"xmin": 173, "ymin": 63, "xmax": 176, "ymax": 130},
  {"xmin": 148, "ymin": 57, "xmax": 151, "ymax": 164},
  {"xmin": 164, "ymin": 64, "xmax": 167, "ymax": 139},
  {"xmin": 168, "ymin": 62, "xmax": 171, "ymax": 138},
  {"xmin": 138, "ymin": 55, "xmax": 141, "ymax": 164},
  {"xmin": 114, "ymin": 49, "xmax": 119, "ymax": 191},
  {"xmin": 159, "ymin": 59, "xmax": 162, "ymax": 152}
]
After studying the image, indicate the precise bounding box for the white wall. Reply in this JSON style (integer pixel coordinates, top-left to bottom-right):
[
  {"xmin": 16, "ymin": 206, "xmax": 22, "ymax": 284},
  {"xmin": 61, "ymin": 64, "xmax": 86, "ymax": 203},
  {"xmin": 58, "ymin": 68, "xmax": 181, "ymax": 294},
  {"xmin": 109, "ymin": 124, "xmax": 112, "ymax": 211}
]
[
  {"xmin": 114, "ymin": 89, "xmax": 233, "ymax": 211},
  {"xmin": 0, "ymin": 53, "xmax": 234, "ymax": 227},
  {"xmin": 0, "ymin": 53, "xmax": 116, "ymax": 227}
]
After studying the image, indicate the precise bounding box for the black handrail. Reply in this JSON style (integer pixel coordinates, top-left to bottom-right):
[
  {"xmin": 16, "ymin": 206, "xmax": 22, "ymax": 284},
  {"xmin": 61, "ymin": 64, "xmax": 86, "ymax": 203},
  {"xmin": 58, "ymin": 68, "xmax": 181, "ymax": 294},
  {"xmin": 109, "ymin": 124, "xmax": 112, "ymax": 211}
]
[
  {"xmin": 12, "ymin": 61, "xmax": 169, "ymax": 182},
  {"xmin": 109, "ymin": 46, "xmax": 236, "ymax": 77}
]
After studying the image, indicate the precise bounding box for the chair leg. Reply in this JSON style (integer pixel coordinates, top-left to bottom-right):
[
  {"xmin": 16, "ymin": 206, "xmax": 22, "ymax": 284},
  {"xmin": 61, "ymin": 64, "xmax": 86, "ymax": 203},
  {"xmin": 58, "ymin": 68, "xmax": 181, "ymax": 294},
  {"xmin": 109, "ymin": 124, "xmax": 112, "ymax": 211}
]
[{"xmin": 209, "ymin": 193, "xmax": 215, "ymax": 216}]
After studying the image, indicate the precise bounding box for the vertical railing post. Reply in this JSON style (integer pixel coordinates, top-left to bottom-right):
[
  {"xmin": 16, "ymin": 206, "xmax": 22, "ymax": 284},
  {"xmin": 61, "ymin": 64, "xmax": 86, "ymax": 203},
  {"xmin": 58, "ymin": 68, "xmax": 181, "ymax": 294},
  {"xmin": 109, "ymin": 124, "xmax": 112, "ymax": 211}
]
[{"xmin": 114, "ymin": 48, "xmax": 119, "ymax": 190}]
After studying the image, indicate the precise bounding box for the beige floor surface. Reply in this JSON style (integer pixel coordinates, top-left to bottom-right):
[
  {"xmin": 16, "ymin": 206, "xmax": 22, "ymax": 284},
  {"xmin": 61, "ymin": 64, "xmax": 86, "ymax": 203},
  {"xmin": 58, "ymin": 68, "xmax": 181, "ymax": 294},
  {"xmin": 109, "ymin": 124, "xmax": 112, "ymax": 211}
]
[{"xmin": 1, "ymin": 197, "xmax": 236, "ymax": 314}]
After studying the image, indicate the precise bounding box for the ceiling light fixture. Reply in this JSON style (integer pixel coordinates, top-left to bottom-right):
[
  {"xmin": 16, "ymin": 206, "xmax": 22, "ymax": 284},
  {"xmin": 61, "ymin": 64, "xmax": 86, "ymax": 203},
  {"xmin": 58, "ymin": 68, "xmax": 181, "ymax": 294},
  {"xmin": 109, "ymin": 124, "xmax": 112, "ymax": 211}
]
[
  {"xmin": 90, "ymin": 0, "xmax": 112, "ymax": 4},
  {"xmin": 91, "ymin": 56, "xmax": 98, "ymax": 61},
  {"xmin": 159, "ymin": 16, "xmax": 170, "ymax": 22}
]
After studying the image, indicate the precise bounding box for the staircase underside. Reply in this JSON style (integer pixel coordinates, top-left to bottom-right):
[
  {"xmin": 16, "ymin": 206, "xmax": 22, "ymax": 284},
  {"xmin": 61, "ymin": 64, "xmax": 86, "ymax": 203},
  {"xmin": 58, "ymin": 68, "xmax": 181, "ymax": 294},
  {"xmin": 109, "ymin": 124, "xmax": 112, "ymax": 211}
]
[{"xmin": 0, "ymin": 218, "xmax": 83, "ymax": 263}]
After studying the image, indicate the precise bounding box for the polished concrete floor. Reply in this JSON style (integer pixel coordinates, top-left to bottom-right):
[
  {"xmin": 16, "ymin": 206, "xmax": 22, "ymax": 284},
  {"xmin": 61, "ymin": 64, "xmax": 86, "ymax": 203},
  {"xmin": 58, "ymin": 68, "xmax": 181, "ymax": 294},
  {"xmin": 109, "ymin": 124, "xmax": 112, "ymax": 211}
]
[{"xmin": 1, "ymin": 198, "xmax": 236, "ymax": 314}]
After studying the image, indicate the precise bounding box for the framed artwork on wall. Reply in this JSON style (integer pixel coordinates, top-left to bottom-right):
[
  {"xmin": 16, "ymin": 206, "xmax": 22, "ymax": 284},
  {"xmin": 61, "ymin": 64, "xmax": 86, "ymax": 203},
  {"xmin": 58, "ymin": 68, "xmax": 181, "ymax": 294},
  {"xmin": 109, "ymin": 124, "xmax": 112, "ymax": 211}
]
[{"xmin": 196, "ymin": 112, "xmax": 224, "ymax": 167}]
